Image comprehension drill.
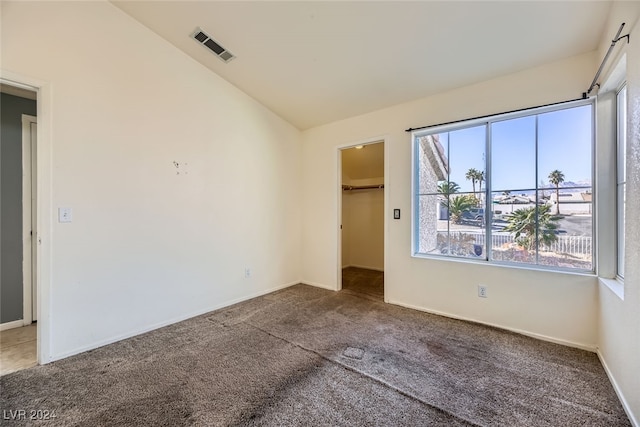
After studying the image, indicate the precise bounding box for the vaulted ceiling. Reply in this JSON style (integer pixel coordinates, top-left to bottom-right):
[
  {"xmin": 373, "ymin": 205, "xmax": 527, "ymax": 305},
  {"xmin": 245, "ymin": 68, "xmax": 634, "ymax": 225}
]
[{"xmin": 112, "ymin": 1, "xmax": 612, "ymax": 130}]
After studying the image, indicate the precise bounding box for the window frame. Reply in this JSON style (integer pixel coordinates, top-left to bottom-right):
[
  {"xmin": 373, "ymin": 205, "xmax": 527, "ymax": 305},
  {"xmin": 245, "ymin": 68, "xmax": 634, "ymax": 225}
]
[
  {"xmin": 411, "ymin": 98, "xmax": 596, "ymax": 273},
  {"xmin": 616, "ymin": 83, "xmax": 627, "ymax": 280}
]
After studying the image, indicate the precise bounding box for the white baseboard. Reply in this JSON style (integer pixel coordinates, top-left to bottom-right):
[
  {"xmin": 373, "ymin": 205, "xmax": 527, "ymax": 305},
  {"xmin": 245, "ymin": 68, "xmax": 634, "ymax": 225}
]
[
  {"xmin": 597, "ymin": 350, "xmax": 638, "ymax": 427},
  {"xmin": 0, "ymin": 319, "xmax": 27, "ymax": 331},
  {"xmin": 387, "ymin": 299, "xmax": 597, "ymax": 352},
  {"xmin": 49, "ymin": 280, "xmax": 300, "ymax": 362}
]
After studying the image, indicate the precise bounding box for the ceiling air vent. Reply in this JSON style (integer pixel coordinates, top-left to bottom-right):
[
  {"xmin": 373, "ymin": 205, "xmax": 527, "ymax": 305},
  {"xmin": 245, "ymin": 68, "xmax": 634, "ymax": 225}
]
[{"xmin": 192, "ymin": 28, "xmax": 235, "ymax": 63}]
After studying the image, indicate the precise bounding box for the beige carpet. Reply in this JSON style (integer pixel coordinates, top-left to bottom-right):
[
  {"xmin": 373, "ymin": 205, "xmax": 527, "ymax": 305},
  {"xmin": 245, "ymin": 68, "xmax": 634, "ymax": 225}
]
[
  {"xmin": 342, "ymin": 267, "xmax": 384, "ymax": 300},
  {"xmin": 0, "ymin": 282, "xmax": 630, "ymax": 426}
]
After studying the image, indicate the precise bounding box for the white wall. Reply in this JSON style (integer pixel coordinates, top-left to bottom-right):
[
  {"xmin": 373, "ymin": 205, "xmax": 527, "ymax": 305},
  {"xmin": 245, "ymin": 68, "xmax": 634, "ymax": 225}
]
[
  {"xmin": 341, "ymin": 190, "xmax": 351, "ymax": 268},
  {"xmin": 1, "ymin": 1, "xmax": 302, "ymax": 361},
  {"xmin": 342, "ymin": 188, "xmax": 384, "ymax": 271},
  {"xmin": 302, "ymin": 51, "xmax": 600, "ymax": 349},
  {"xmin": 596, "ymin": 3, "xmax": 640, "ymax": 425},
  {"xmin": 3, "ymin": 4, "xmax": 636, "ymax": 420}
]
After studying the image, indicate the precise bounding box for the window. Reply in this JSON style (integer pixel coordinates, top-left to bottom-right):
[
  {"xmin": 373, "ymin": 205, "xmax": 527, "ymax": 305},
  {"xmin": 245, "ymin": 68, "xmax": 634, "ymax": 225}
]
[
  {"xmin": 413, "ymin": 100, "xmax": 594, "ymax": 272},
  {"xmin": 616, "ymin": 84, "xmax": 627, "ymax": 279}
]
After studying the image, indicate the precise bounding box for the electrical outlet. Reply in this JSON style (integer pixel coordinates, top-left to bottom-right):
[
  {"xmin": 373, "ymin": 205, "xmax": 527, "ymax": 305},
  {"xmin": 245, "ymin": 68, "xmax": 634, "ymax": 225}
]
[
  {"xmin": 58, "ymin": 207, "xmax": 73, "ymax": 223},
  {"xmin": 244, "ymin": 268, "xmax": 251, "ymax": 278},
  {"xmin": 478, "ymin": 285, "xmax": 488, "ymax": 298}
]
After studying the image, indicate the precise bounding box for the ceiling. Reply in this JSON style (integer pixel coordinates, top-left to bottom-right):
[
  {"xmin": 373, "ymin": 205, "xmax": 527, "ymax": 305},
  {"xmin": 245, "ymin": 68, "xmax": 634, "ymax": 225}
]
[
  {"xmin": 112, "ymin": 1, "xmax": 612, "ymax": 130},
  {"xmin": 0, "ymin": 84, "xmax": 37, "ymax": 100},
  {"xmin": 342, "ymin": 142, "xmax": 384, "ymax": 181}
]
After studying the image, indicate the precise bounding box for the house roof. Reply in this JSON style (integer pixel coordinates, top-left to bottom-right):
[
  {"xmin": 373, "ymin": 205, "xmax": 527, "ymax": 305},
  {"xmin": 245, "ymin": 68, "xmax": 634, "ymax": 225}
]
[
  {"xmin": 111, "ymin": 1, "xmax": 611, "ymax": 130},
  {"xmin": 419, "ymin": 134, "xmax": 448, "ymax": 182},
  {"xmin": 496, "ymin": 195, "xmax": 534, "ymax": 205}
]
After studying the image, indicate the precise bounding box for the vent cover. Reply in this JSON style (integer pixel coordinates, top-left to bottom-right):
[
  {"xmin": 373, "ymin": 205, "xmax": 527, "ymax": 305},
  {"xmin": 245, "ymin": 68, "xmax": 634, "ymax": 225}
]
[{"xmin": 192, "ymin": 28, "xmax": 235, "ymax": 63}]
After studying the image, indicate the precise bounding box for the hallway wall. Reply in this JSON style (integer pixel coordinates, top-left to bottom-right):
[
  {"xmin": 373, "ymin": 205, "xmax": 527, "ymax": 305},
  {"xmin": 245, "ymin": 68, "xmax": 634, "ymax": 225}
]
[{"xmin": 1, "ymin": 93, "xmax": 36, "ymax": 324}]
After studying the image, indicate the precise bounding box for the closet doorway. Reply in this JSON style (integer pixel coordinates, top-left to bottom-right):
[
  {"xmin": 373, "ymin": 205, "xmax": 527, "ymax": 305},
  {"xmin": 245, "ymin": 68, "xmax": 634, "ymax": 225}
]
[{"xmin": 339, "ymin": 141, "xmax": 385, "ymax": 301}]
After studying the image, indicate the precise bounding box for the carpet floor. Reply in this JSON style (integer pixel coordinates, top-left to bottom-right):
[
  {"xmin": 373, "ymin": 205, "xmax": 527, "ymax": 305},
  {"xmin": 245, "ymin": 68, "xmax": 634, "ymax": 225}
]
[
  {"xmin": 341, "ymin": 267, "xmax": 384, "ymax": 301},
  {"xmin": 0, "ymin": 275, "xmax": 630, "ymax": 426}
]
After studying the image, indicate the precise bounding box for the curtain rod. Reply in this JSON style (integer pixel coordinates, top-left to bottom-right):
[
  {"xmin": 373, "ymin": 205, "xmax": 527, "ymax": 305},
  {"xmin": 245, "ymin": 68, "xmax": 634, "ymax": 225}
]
[
  {"xmin": 342, "ymin": 184, "xmax": 384, "ymax": 191},
  {"xmin": 583, "ymin": 22, "xmax": 629, "ymax": 98},
  {"xmin": 405, "ymin": 98, "xmax": 583, "ymax": 133},
  {"xmin": 406, "ymin": 22, "xmax": 629, "ymax": 134}
]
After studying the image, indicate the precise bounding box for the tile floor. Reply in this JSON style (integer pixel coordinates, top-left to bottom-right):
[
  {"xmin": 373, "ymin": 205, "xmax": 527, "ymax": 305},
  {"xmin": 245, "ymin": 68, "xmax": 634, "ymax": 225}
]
[{"xmin": 0, "ymin": 324, "xmax": 37, "ymax": 376}]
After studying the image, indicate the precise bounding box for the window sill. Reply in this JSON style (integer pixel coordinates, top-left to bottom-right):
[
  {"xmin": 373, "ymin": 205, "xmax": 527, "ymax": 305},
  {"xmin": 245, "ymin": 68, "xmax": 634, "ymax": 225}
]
[
  {"xmin": 412, "ymin": 252, "xmax": 596, "ymax": 277},
  {"xmin": 598, "ymin": 277, "xmax": 624, "ymax": 301}
]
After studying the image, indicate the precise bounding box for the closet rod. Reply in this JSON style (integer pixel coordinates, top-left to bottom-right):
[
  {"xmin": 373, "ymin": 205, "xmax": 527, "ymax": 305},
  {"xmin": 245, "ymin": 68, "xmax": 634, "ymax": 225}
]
[{"xmin": 342, "ymin": 184, "xmax": 384, "ymax": 191}]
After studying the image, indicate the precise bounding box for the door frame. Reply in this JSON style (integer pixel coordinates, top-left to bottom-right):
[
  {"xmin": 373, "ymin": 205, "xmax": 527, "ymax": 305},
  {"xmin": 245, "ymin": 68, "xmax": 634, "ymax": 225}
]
[
  {"xmin": 1, "ymin": 70, "xmax": 52, "ymax": 364},
  {"xmin": 22, "ymin": 114, "xmax": 37, "ymax": 325},
  {"xmin": 336, "ymin": 136, "xmax": 388, "ymax": 301}
]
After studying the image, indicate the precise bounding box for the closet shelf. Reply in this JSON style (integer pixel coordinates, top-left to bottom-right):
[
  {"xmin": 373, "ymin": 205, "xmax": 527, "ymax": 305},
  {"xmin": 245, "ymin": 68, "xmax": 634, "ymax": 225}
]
[{"xmin": 342, "ymin": 184, "xmax": 384, "ymax": 191}]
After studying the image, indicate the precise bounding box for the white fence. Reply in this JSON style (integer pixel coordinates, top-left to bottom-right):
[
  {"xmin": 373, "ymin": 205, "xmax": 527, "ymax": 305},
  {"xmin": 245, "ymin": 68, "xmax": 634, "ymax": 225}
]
[{"xmin": 440, "ymin": 231, "xmax": 592, "ymax": 258}]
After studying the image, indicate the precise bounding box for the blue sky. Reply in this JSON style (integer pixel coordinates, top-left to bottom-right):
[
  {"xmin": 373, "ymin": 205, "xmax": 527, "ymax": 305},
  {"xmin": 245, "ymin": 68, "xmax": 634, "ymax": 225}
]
[{"xmin": 437, "ymin": 104, "xmax": 592, "ymax": 194}]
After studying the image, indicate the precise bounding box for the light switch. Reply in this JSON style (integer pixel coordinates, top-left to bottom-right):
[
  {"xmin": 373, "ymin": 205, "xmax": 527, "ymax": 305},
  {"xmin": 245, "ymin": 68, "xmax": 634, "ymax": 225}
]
[{"xmin": 58, "ymin": 207, "xmax": 72, "ymax": 223}]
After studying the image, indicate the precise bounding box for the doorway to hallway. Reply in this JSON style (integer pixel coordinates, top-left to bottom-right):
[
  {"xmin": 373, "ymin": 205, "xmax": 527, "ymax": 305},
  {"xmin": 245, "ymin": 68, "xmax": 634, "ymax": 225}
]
[{"xmin": 0, "ymin": 82, "xmax": 38, "ymax": 374}]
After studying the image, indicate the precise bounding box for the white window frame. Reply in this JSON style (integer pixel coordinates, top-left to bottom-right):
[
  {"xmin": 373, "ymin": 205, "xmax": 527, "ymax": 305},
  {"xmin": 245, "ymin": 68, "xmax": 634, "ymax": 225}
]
[
  {"xmin": 411, "ymin": 98, "xmax": 595, "ymax": 273},
  {"xmin": 616, "ymin": 84, "xmax": 627, "ymax": 279}
]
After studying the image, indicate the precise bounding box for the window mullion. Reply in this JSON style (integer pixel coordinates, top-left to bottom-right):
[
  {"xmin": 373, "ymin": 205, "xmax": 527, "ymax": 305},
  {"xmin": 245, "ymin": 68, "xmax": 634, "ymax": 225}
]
[
  {"xmin": 448, "ymin": 136, "xmax": 454, "ymax": 255},
  {"xmin": 485, "ymin": 123, "xmax": 492, "ymax": 261},
  {"xmin": 534, "ymin": 115, "xmax": 540, "ymax": 265}
]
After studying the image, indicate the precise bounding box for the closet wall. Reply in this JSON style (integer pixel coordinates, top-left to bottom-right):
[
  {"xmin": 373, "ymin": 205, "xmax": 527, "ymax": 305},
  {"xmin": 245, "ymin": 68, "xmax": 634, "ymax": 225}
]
[{"xmin": 341, "ymin": 143, "xmax": 384, "ymax": 271}]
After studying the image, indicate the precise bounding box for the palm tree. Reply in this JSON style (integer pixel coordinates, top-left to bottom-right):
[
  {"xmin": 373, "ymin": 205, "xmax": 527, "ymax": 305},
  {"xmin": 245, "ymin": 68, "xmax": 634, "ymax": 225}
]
[
  {"xmin": 503, "ymin": 204, "xmax": 560, "ymax": 251},
  {"xmin": 548, "ymin": 170, "xmax": 565, "ymax": 214},
  {"xmin": 437, "ymin": 181, "xmax": 460, "ymax": 196},
  {"xmin": 465, "ymin": 169, "xmax": 484, "ymax": 206},
  {"xmin": 449, "ymin": 194, "xmax": 476, "ymax": 224},
  {"xmin": 465, "ymin": 168, "xmax": 479, "ymax": 194},
  {"xmin": 437, "ymin": 181, "xmax": 460, "ymax": 212}
]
